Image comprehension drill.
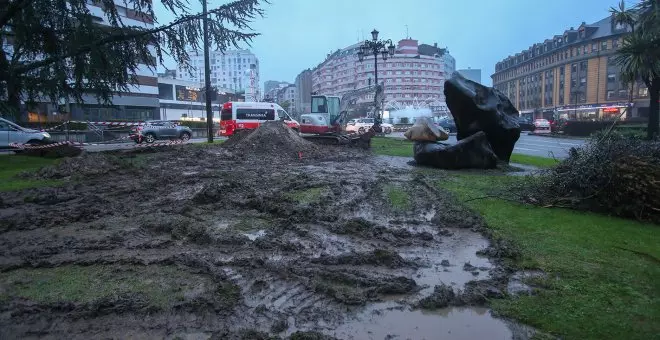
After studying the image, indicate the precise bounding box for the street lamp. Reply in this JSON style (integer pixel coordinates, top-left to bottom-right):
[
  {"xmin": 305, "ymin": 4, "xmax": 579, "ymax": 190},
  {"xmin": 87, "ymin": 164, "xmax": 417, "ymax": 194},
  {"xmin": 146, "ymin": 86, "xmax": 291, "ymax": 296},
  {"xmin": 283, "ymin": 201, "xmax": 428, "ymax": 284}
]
[
  {"xmin": 357, "ymin": 28, "xmax": 395, "ymax": 132},
  {"xmin": 571, "ymin": 88, "xmax": 583, "ymax": 119}
]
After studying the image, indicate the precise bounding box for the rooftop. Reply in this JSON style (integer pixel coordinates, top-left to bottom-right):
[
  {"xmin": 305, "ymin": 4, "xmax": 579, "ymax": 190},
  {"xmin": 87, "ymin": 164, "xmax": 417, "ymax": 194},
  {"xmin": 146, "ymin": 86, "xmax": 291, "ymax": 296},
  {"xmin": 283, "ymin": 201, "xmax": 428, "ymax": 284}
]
[{"xmin": 494, "ymin": 15, "xmax": 630, "ymax": 73}]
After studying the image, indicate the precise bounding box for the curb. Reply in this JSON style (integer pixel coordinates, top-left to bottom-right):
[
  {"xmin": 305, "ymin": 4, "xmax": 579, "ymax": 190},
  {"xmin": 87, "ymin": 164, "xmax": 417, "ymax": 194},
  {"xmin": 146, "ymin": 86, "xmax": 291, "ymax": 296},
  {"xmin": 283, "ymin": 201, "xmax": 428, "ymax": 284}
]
[{"xmin": 526, "ymin": 133, "xmax": 585, "ymax": 140}]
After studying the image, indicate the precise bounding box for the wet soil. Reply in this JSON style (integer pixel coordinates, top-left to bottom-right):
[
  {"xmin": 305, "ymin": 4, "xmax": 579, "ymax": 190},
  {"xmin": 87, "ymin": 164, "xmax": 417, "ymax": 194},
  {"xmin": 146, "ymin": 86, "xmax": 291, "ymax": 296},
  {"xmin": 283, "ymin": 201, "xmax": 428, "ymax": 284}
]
[{"xmin": 1, "ymin": 133, "xmax": 533, "ymax": 339}]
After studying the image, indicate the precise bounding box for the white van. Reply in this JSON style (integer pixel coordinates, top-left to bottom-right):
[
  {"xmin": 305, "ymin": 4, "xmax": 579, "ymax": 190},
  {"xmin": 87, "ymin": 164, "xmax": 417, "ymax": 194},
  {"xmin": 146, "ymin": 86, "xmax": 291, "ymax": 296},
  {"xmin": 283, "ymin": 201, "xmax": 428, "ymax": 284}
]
[{"xmin": 219, "ymin": 102, "xmax": 300, "ymax": 136}]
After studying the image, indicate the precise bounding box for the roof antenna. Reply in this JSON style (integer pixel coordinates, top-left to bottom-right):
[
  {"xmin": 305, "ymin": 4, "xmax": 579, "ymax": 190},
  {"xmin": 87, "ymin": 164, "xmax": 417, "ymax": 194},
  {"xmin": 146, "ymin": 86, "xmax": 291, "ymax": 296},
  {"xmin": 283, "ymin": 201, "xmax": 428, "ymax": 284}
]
[{"xmin": 406, "ymin": 25, "xmax": 409, "ymax": 39}]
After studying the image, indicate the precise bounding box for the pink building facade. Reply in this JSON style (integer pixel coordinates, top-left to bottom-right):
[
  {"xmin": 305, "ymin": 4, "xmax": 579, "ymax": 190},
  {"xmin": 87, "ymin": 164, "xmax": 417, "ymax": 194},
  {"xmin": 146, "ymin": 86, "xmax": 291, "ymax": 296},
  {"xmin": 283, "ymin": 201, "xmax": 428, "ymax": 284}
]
[{"xmin": 311, "ymin": 39, "xmax": 452, "ymax": 108}]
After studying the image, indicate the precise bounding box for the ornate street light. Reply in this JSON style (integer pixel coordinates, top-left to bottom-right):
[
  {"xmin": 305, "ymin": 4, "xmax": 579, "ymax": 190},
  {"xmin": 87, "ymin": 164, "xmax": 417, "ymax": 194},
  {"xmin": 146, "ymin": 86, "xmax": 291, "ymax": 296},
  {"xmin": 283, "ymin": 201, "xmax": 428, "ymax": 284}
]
[{"xmin": 357, "ymin": 28, "xmax": 395, "ymax": 132}]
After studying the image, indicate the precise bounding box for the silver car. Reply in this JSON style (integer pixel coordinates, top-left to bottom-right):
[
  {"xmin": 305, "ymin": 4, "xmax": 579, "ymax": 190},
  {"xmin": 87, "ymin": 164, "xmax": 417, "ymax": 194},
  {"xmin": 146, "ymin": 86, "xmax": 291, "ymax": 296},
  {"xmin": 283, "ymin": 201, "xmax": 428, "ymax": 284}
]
[
  {"xmin": 0, "ymin": 117, "xmax": 52, "ymax": 148},
  {"xmin": 131, "ymin": 120, "xmax": 193, "ymax": 144}
]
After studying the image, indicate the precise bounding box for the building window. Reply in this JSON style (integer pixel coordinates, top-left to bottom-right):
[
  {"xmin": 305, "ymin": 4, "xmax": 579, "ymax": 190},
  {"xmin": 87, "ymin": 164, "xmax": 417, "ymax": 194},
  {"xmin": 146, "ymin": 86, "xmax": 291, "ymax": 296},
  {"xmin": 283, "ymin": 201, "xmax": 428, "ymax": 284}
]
[
  {"xmin": 619, "ymin": 89, "xmax": 628, "ymax": 98},
  {"xmin": 602, "ymin": 41, "xmax": 609, "ymax": 50},
  {"xmin": 607, "ymin": 73, "xmax": 616, "ymax": 83},
  {"xmin": 612, "ymin": 39, "xmax": 619, "ymax": 48},
  {"xmin": 592, "ymin": 43, "xmax": 598, "ymax": 52},
  {"xmin": 571, "ymin": 63, "xmax": 577, "ymax": 73}
]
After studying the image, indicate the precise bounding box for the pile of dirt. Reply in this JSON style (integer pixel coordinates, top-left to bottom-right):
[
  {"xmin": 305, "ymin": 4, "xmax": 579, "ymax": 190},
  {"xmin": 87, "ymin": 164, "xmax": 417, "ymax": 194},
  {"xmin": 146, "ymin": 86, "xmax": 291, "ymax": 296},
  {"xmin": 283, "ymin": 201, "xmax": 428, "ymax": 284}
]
[
  {"xmin": 222, "ymin": 121, "xmax": 321, "ymax": 159},
  {"xmin": 26, "ymin": 153, "xmax": 132, "ymax": 179},
  {"xmin": 17, "ymin": 144, "xmax": 83, "ymax": 158}
]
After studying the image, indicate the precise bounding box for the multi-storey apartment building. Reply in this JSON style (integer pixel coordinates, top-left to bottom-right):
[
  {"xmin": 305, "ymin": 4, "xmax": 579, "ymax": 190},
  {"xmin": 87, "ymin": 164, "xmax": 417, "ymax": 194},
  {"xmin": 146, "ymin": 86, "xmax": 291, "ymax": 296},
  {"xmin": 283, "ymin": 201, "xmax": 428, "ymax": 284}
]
[
  {"xmin": 457, "ymin": 68, "xmax": 482, "ymax": 84},
  {"xmin": 492, "ymin": 15, "xmax": 650, "ymax": 120},
  {"xmin": 177, "ymin": 49, "xmax": 260, "ymax": 100},
  {"xmin": 277, "ymin": 84, "xmax": 297, "ymax": 113},
  {"xmin": 311, "ymin": 39, "xmax": 453, "ymax": 110},
  {"xmin": 294, "ymin": 69, "xmax": 312, "ymax": 114},
  {"xmin": 2, "ymin": 0, "xmax": 162, "ymax": 122},
  {"xmin": 264, "ymin": 80, "xmax": 290, "ymax": 95}
]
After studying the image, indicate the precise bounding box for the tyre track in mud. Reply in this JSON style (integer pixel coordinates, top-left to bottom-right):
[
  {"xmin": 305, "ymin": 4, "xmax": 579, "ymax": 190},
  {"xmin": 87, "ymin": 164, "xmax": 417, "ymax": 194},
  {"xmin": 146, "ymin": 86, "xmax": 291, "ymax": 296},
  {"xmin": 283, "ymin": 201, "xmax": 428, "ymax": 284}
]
[{"xmin": 1, "ymin": 142, "xmax": 528, "ymax": 339}]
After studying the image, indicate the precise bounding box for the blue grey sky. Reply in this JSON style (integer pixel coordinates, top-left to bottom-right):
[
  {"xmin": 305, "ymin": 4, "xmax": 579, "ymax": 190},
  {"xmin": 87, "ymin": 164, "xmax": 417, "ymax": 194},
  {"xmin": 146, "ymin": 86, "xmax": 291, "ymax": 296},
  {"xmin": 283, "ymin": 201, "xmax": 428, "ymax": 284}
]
[{"xmin": 155, "ymin": 0, "xmax": 621, "ymax": 87}]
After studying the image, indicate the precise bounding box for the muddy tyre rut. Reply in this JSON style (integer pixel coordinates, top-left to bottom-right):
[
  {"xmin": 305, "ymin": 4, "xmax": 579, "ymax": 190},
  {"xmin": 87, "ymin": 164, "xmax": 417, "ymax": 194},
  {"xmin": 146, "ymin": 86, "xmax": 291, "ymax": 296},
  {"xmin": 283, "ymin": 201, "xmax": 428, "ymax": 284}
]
[{"xmin": 1, "ymin": 144, "xmax": 528, "ymax": 339}]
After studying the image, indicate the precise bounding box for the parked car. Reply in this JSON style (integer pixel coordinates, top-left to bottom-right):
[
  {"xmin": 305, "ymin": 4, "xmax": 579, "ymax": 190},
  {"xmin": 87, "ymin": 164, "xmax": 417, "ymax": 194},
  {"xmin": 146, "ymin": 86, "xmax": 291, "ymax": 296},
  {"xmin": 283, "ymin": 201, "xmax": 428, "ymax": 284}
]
[
  {"xmin": 346, "ymin": 118, "xmax": 393, "ymax": 134},
  {"xmin": 436, "ymin": 118, "xmax": 456, "ymax": 133},
  {"xmin": 131, "ymin": 120, "xmax": 193, "ymax": 144},
  {"xmin": 518, "ymin": 117, "xmax": 535, "ymax": 131},
  {"xmin": 0, "ymin": 117, "xmax": 52, "ymax": 149},
  {"xmin": 533, "ymin": 119, "xmax": 552, "ymax": 133}
]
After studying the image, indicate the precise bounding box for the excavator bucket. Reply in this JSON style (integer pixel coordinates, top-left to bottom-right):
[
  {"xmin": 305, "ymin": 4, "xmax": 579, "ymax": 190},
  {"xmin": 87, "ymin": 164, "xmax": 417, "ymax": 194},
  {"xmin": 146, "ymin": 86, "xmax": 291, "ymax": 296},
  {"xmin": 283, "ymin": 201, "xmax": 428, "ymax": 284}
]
[{"xmin": 302, "ymin": 130, "xmax": 375, "ymax": 149}]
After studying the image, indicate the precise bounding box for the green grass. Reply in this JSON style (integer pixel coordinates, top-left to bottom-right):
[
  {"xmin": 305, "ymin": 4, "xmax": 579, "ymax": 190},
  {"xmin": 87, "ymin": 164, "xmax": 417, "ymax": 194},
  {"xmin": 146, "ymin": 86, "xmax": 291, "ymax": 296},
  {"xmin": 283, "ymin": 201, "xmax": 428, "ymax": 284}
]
[
  {"xmin": 189, "ymin": 139, "xmax": 225, "ymax": 147},
  {"xmin": 0, "ymin": 265, "xmax": 211, "ymax": 308},
  {"xmin": 286, "ymin": 187, "xmax": 325, "ymax": 204},
  {"xmin": 371, "ymin": 137, "xmax": 559, "ymax": 168},
  {"xmin": 0, "ymin": 155, "xmax": 61, "ymax": 191},
  {"xmin": 509, "ymin": 154, "xmax": 559, "ymax": 168},
  {"xmin": 384, "ymin": 184, "xmax": 411, "ymax": 211},
  {"xmin": 441, "ymin": 174, "xmax": 660, "ymax": 340},
  {"xmin": 230, "ymin": 217, "xmax": 271, "ymax": 232},
  {"xmin": 371, "ymin": 137, "xmax": 413, "ymax": 157}
]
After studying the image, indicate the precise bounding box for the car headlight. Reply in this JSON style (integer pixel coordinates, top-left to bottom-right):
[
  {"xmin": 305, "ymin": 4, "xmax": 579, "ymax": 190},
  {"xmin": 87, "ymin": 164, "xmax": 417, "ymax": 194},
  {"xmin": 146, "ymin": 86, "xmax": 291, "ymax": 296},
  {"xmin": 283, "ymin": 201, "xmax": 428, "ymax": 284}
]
[{"xmin": 42, "ymin": 132, "xmax": 51, "ymax": 138}]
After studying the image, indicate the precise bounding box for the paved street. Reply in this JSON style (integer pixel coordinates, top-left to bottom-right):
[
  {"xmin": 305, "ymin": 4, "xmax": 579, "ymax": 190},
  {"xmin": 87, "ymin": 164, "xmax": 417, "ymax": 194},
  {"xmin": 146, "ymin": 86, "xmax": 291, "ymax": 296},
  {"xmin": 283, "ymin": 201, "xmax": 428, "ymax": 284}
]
[
  {"xmin": 387, "ymin": 132, "xmax": 585, "ymax": 159},
  {"xmin": 3, "ymin": 134, "xmax": 585, "ymax": 159}
]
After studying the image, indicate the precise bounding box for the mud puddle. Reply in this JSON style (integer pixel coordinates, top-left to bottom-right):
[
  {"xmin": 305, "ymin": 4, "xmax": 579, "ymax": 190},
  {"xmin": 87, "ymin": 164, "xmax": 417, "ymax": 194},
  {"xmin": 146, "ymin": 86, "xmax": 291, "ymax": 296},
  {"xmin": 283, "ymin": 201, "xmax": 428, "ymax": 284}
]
[
  {"xmin": 288, "ymin": 302, "xmax": 515, "ymax": 340},
  {"xmin": 398, "ymin": 228, "xmax": 493, "ymax": 297}
]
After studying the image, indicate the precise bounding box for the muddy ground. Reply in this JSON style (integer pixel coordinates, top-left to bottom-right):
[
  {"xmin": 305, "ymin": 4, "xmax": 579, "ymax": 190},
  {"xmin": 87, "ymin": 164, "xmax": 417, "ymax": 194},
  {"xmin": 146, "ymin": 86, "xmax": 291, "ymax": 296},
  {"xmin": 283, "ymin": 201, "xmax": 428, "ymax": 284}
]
[{"xmin": 0, "ymin": 138, "xmax": 532, "ymax": 339}]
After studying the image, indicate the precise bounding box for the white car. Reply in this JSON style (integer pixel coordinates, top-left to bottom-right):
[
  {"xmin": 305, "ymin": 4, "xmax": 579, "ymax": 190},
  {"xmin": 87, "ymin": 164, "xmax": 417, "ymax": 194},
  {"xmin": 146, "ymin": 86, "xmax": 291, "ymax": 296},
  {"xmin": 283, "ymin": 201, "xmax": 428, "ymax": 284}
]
[
  {"xmin": 0, "ymin": 117, "xmax": 52, "ymax": 148},
  {"xmin": 346, "ymin": 118, "xmax": 393, "ymax": 134},
  {"xmin": 533, "ymin": 119, "xmax": 551, "ymax": 134}
]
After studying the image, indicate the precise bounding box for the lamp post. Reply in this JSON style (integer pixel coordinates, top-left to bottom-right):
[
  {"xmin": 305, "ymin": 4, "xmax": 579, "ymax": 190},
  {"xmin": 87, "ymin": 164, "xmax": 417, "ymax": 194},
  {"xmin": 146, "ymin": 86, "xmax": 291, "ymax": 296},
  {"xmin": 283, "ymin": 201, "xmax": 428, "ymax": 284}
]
[
  {"xmin": 357, "ymin": 29, "xmax": 395, "ymax": 132},
  {"xmin": 202, "ymin": 0, "xmax": 213, "ymax": 143},
  {"xmin": 571, "ymin": 88, "xmax": 582, "ymax": 119}
]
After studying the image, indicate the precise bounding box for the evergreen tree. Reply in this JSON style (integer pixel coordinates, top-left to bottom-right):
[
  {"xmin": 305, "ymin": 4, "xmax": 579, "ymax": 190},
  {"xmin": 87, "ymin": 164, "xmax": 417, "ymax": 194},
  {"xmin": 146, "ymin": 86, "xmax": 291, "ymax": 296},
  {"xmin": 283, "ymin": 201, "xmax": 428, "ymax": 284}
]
[{"xmin": 0, "ymin": 0, "xmax": 265, "ymax": 115}]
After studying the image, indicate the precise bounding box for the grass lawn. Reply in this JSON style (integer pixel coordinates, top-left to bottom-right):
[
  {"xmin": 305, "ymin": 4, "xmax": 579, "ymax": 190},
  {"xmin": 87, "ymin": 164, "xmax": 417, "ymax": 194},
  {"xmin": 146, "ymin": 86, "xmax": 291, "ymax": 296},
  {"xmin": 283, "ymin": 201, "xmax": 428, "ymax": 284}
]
[
  {"xmin": 371, "ymin": 137, "xmax": 559, "ymax": 168},
  {"xmin": 0, "ymin": 155, "xmax": 61, "ymax": 192},
  {"xmin": 384, "ymin": 184, "xmax": 411, "ymax": 211},
  {"xmin": 509, "ymin": 153, "xmax": 559, "ymax": 168},
  {"xmin": 440, "ymin": 174, "xmax": 660, "ymax": 340}
]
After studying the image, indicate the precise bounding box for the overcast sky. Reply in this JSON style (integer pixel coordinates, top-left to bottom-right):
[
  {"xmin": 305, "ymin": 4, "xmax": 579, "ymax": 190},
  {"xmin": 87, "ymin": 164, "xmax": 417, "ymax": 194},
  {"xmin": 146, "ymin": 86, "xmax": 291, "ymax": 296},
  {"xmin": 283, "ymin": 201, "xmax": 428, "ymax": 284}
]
[{"xmin": 155, "ymin": 0, "xmax": 621, "ymax": 88}]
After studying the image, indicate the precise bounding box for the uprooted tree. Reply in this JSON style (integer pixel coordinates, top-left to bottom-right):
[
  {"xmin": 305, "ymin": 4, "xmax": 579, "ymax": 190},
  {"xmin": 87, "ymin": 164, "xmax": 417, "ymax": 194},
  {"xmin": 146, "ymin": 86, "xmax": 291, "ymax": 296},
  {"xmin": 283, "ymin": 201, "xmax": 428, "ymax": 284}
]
[
  {"xmin": 610, "ymin": 0, "xmax": 660, "ymax": 140},
  {"xmin": 0, "ymin": 0, "xmax": 265, "ymax": 117}
]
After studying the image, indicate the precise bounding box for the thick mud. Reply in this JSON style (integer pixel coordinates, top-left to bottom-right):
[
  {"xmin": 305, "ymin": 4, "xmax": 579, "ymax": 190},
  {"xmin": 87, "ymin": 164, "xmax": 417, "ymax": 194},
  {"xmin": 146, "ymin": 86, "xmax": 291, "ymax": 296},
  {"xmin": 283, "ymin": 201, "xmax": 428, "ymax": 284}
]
[{"xmin": 1, "ymin": 138, "xmax": 533, "ymax": 339}]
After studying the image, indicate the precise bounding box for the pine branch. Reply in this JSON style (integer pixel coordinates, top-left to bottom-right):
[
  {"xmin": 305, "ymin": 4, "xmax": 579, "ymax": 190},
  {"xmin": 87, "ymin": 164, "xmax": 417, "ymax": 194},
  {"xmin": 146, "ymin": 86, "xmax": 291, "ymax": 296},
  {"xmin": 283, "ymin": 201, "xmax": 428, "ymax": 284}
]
[
  {"xmin": 12, "ymin": 0, "xmax": 263, "ymax": 76},
  {"xmin": 0, "ymin": 0, "xmax": 30, "ymax": 30}
]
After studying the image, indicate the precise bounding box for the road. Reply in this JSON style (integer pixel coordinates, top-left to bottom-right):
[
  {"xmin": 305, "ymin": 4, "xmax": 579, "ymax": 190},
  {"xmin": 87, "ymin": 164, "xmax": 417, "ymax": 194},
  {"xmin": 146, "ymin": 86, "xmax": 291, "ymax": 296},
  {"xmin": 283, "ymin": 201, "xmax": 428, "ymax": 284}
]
[
  {"xmin": 386, "ymin": 132, "xmax": 585, "ymax": 159},
  {"xmin": 4, "ymin": 134, "xmax": 584, "ymax": 159}
]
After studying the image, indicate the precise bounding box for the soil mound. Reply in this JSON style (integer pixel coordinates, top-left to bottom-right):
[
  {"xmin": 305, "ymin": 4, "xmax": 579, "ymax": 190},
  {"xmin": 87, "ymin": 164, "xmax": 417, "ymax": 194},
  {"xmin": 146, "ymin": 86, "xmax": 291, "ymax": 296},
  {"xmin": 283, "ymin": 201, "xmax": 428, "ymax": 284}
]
[
  {"xmin": 28, "ymin": 153, "xmax": 129, "ymax": 179},
  {"xmin": 19, "ymin": 144, "xmax": 83, "ymax": 158},
  {"xmin": 222, "ymin": 121, "xmax": 321, "ymax": 159}
]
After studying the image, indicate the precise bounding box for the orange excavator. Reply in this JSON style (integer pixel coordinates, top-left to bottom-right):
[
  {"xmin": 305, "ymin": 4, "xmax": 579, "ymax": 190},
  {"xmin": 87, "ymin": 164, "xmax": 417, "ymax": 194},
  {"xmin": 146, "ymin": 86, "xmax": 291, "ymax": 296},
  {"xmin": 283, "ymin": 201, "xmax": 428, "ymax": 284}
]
[{"xmin": 299, "ymin": 85, "xmax": 384, "ymax": 147}]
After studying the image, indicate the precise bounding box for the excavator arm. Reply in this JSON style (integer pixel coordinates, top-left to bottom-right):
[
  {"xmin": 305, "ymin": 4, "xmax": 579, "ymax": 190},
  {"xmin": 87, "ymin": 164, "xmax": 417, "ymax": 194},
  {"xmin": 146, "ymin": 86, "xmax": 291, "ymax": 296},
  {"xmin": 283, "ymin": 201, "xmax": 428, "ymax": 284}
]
[{"xmin": 335, "ymin": 84, "xmax": 385, "ymax": 132}]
